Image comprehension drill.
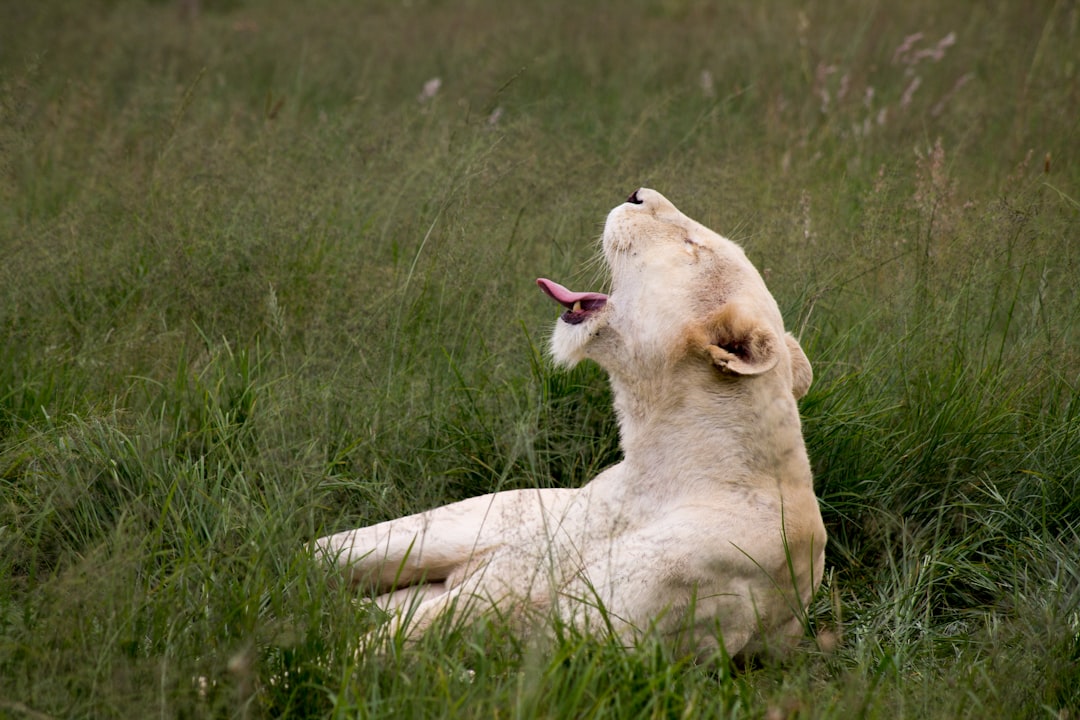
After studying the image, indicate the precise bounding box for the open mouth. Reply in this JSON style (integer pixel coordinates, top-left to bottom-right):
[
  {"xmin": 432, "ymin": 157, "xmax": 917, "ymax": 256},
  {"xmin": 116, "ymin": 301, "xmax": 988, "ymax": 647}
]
[{"xmin": 536, "ymin": 278, "xmax": 608, "ymax": 325}]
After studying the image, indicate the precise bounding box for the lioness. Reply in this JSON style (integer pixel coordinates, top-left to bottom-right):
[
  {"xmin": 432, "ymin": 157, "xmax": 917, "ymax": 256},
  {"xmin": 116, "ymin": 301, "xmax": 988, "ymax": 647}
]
[{"xmin": 316, "ymin": 188, "xmax": 826, "ymax": 658}]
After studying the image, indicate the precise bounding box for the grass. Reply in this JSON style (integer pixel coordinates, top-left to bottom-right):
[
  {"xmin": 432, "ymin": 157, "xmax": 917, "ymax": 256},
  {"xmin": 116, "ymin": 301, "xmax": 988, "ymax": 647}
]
[{"xmin": 1, "ymin": 0, "xmax": 1078, "ymax": 717}]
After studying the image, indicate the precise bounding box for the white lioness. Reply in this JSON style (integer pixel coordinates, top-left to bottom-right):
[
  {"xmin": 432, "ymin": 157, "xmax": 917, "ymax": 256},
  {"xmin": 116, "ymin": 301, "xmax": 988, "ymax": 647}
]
[{"xmin": 316, "ymin": 188, "xmax": 826, "ymax": 659}]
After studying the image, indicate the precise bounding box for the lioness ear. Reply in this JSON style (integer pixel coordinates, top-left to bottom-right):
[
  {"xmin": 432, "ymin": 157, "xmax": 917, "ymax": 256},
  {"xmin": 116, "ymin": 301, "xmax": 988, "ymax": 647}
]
[
  {"xmin": 694, "ymin": 304, "xmax": 780, "ymax": 377},
  {"xmin": 786, "ymin": 333, "xmax": 813, "ymax": 399}
]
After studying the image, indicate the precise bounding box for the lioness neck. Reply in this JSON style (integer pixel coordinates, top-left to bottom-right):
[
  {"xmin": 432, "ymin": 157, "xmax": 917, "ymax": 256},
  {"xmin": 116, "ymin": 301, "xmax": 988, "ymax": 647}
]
[{"xmin": 607, "ymin": 371, "xmax": 812, "ymax": 492}]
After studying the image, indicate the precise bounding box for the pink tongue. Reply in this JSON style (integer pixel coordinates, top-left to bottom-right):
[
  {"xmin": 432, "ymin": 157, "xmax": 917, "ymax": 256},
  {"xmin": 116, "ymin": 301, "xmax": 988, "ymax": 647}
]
[{"xmin": 536, "ymin": 278, "xmax": 607, "ymax": 308}]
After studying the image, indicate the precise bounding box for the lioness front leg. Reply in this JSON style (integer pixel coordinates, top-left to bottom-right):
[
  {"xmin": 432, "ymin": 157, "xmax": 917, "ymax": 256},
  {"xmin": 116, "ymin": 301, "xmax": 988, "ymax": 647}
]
[{"xmin": 315, "ymin": 488, "xmax": 577, "ymax": 593}]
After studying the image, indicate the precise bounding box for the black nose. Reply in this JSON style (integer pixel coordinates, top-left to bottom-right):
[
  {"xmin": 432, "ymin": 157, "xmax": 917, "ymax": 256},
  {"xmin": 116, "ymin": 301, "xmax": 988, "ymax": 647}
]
[{"xmin": 626, "ymin": 189, "xmax": 643, "ymax": 204}]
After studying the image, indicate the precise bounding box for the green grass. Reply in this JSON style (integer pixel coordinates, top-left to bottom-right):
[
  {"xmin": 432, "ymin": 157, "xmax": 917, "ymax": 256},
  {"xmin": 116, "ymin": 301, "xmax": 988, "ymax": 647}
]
[{"xmin": 1, "ymin": 0, "xmax": 1078, "ymax": 717}]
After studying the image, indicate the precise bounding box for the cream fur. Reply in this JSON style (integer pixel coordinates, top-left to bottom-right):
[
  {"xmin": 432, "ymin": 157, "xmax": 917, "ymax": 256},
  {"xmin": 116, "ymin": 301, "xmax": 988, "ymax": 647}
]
[{"xmin": 315, "ymin": 188, "xmax": 826, "ymax": 658}]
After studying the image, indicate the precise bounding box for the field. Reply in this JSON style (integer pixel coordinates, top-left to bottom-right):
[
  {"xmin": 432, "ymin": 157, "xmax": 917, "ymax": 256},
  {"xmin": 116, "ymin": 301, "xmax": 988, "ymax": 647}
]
[{"xmin": 1, "ymin": 0, "xmax": 1078, "ymax": 717}]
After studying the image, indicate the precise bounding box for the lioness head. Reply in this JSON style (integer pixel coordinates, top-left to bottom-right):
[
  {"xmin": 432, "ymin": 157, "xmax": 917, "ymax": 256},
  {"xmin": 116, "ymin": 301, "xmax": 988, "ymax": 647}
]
[{"xmin": 539, "ymin": 188, "xmax": 811, "ymax": 399}]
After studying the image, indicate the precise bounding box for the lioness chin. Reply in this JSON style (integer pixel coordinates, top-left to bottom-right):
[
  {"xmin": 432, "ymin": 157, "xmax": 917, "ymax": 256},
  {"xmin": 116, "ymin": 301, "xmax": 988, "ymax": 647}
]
[{"xmin": 316, "ymin": 188, "xmax": 826, "ymax": 659}]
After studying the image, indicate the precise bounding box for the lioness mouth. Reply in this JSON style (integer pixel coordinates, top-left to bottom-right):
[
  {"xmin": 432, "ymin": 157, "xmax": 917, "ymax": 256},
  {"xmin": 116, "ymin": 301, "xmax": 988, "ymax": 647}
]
[{"xmin": 536, "ymin": 278, "xmax": 608, "ymax": 326}]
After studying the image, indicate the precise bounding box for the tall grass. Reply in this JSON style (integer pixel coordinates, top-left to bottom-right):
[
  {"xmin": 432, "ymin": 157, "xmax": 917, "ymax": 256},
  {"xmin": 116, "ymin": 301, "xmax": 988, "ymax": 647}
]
[{"xmin": 1, "ymin": 0, "xmax": 1078, "ymax": 717}]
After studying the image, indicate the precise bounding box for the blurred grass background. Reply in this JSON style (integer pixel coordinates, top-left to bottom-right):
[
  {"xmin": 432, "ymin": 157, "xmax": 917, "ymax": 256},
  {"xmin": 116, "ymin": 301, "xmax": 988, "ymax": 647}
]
[{"xmin": 1, "ymin": 0, "xmax": 1078, "ymax": 717}]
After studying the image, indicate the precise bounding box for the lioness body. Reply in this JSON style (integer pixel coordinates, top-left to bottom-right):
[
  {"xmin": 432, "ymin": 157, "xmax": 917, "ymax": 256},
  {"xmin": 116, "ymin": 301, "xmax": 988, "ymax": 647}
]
[{"xmin": 317, "ymin": 189, "xmax": 826, "ymax": 657}]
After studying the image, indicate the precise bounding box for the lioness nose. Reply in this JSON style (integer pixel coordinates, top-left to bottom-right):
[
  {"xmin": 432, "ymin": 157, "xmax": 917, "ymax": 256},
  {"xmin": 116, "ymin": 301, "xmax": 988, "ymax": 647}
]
[{"xmin": 627, "ymin": 189, "xmax": 644, "ymax": 205}]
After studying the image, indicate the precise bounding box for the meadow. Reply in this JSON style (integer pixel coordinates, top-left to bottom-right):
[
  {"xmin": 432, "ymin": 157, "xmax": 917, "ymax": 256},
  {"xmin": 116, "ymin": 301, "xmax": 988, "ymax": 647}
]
[{"xmin": 1, "ymin": 0, "xmax": 1078, "ymax": 717}]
